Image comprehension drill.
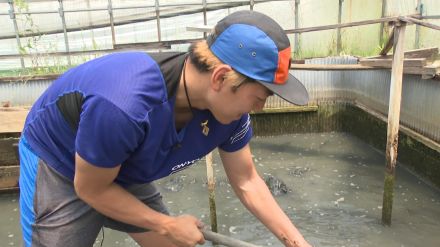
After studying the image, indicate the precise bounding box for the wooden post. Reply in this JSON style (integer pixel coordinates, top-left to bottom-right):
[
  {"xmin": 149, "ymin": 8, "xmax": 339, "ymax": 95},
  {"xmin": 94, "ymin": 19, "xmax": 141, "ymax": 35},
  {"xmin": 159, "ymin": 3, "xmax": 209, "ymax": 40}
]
[
  {"xmin": 379, "ymin": 0, "xmax": 387, "ymax": 45},
  {"xmin": 337, "ymin": 0, "xmax": 343, "ymax": 54},
  {"xmin": 206, "ymin": 151, "xmax": 218, "ymax": 233},
  {"xmin": 382, "ymin": 21, "xmax": 406, "ymax": 226}
]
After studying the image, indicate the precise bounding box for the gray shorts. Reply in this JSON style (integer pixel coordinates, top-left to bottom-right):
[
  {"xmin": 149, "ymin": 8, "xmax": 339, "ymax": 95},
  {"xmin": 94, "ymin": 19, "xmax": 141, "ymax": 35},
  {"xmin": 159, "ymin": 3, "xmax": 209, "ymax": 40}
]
[{"xmin": 27, "ymin": 160, "xmax": 169, "ymax": 247}]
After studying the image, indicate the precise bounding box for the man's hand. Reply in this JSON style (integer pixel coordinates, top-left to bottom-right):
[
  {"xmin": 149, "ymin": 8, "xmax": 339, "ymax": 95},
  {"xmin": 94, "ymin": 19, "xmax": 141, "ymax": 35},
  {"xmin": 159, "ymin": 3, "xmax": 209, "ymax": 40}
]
[
  {"xmin": 160, "ymin": 215, "xmax": 205, "ymax": 247},
  {"xmin": 281, "ymin": 235, "xmax": 312, "ymax": 247}
]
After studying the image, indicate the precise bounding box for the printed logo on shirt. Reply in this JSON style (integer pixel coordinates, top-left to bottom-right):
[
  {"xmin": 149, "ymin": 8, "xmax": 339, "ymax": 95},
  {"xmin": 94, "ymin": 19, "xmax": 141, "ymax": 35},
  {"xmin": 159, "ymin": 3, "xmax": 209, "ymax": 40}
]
[
  {"xmin": 170, "ymin": 157, "xmax": 202, "ymax": 174},
  {"xmin": 229, "ymin": 114, "xmax": 251, "ymax": 144}
]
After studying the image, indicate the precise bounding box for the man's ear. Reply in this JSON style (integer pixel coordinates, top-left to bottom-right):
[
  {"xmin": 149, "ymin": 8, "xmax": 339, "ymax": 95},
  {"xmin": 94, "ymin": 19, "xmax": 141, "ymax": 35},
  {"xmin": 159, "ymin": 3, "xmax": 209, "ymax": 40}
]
[{"xmin": 210, "ymin": 64, "xmax": 232, "ymax": 91}]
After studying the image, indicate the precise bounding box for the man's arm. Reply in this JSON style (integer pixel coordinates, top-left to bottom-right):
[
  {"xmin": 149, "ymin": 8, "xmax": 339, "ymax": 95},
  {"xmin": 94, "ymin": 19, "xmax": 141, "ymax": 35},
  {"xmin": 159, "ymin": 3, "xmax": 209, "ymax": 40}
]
[
  {"xmin": 219, "ymin": 144, "xmax": 311, "ymax": 247},
  {"xmin": 74, "ymin": 153, "xmax": 205, "ymax": 247}
]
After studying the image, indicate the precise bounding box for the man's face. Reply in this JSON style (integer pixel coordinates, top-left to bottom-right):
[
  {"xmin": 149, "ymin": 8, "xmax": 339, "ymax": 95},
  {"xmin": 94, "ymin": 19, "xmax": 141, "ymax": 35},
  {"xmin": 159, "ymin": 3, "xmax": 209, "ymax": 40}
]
[{"xmin": 211, "ymin": 80, "xmax": 272, "ymax": 124}]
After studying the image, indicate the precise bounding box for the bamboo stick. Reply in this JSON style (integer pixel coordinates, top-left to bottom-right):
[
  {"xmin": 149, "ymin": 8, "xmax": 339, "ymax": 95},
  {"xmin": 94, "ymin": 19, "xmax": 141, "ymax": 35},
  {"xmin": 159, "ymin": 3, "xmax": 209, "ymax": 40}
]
[
  {"xmin": 382, "ymin": 21, "xmax": 406, "ymax": 226},
  {"xmin": 205, "ymin": 151, "xmax": 218, "ymax": 233}
]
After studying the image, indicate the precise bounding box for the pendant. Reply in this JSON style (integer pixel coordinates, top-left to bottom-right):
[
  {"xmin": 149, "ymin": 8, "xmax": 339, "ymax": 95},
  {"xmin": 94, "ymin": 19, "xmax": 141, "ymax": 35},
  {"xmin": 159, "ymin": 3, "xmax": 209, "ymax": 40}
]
[{"xmin": 201, "ymin": 120, "xmax": 209, "ymax": 136}]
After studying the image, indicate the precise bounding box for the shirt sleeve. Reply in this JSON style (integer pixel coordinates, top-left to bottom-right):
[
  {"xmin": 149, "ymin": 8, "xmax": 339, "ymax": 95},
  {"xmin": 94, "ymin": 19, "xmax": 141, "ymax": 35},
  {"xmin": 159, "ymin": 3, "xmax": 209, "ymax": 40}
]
[
  {"xmin": 75, "ymin": 96, "xmax": 146, "ymax": 167},
  {"xmin": 219, "ymin": 114, "xmax": 253, "ymax": 152}
]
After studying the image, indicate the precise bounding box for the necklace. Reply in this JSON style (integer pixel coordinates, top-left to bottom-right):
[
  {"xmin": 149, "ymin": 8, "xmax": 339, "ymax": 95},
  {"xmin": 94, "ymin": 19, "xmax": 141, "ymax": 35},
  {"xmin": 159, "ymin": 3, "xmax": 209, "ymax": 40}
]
[{"xmin": 182, "ymin": 57, "xmax": 209, "ymax": 136}]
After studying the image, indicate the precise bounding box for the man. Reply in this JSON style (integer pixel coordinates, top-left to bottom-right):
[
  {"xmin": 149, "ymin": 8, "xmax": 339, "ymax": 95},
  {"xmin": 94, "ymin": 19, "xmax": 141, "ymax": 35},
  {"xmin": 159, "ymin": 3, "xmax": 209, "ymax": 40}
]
[{"xmin": 19, "ymin": 10, "xmax": 311, "ymax": 247}]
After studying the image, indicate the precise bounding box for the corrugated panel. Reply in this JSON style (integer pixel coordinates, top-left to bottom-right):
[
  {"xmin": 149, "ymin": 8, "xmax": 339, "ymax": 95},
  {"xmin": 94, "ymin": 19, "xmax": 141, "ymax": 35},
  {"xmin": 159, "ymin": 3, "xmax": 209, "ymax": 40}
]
[{"xmin": 0, "ymin": 80, "xmax": 51, "ymax": 106}]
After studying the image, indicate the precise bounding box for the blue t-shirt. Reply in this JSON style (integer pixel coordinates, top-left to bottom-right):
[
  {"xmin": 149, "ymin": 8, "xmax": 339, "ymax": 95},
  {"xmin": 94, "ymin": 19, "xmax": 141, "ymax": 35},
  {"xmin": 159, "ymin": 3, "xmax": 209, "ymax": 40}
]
[{"xmin": 22, "ymin": 52, "xmax": 252, "ymax": 185}]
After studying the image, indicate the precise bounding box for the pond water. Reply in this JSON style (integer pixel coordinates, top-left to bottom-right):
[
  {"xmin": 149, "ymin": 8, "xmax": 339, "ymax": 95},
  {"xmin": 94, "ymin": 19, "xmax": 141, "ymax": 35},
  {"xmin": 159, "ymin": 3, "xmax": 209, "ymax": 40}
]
[{"xmin": 1, "ymin": 132, "xmax": 439, "ymax": 246}]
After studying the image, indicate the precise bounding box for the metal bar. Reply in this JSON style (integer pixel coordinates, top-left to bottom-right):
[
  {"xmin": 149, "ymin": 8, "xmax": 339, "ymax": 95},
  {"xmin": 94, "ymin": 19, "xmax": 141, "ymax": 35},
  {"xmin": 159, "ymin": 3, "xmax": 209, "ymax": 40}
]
[
  {"xmin": 155, "ymin": 0, "xmax": 161, "ymax": 42},
  {"xmin": 0, "ymin": 2, "xmax": 252, "ymax": 40},
  {"xmin": 382, "ymin": 21, "xmax": 406, "ymax": 226},
  {"xmin": 202, "ymin": 229, "xmax": 262, "ymax": 247},
  {"xmin": 294, "ymin": 0, "xmax": 300, "ymax": 57},
  {"xmin": 337, "ymin": 0, "xmax": 343, "ymax": 54},
  {"xmin": 379, "ymin": 0, "xmax": 387, "ymax": 45},
  {"xmin": 0, "ymin": 0, "xmax": 287, "ymax": 16},
  {"xmin": 0, "ymin": 38, "xmax": 202, "ymax": 60},
  {"xmin": 58, "ymin": 0, "xmax": 71, "ymax": 65},
  {"xmin": 7, "ymin": 0, "xmax": 25, "ymax": 68},
  {"xmin": 107, "ymin": 0, "xmax": 116, "ymax": 48},
  {"xmin": 414, "ymin": 0, "xmax": 422, "ymax": 49},
  {"xmin": 202, "ymin": 0, "xmax": 207, "ymax": 38},
  {"xmin": 286, "ymin": 16, "xmax": 399, "ymax": 34}
]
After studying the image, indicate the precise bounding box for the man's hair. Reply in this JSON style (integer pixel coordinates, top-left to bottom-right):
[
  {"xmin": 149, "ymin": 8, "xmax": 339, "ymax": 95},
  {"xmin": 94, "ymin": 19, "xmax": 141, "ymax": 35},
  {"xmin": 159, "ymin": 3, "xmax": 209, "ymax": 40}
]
[{"xmin": 188, "ymin": 40, "xmax": 254, "ymax": 91}]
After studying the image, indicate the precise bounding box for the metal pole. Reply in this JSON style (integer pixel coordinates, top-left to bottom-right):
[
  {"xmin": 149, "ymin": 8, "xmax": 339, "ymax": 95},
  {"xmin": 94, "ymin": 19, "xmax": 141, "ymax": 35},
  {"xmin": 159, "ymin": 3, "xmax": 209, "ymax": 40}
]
[
  {"xmin": 337, "ymin": 0, "xmax": 343, "ymax": 54},
  {"xmin": 294, "ymin": 0, "xmax": 300, "ymax": 57},
  {"xmin": 379, "ymin": 0, "xmax": 387, "ymax": 45},
  {"xmin": 8, "ymin": 0, "xmax": 25, "ymax": 68},
  {"xmin": 250, "ymin": 0, "xmax": 254, "ymax": 11},
  {"xmin": 107, "ymin": 0, "xmax": 116, "ymax": 48},
  {"xmin": 382, "ymin": 21, "xmax": 406, "ymax": 226},
  {"xmin": 58, "ymin": 0, "xmax": 71, "ymax": 65},
  {"xmin": 414, "ymin": 0, "xmax": 422, "ymax": 49},
  {"xmin": 202, "ymin": 0, "xmax": 207, "ymax": 38},
  {"xmin": 154, "ymin": 0, "xmax": 162, "ymax": 42}
]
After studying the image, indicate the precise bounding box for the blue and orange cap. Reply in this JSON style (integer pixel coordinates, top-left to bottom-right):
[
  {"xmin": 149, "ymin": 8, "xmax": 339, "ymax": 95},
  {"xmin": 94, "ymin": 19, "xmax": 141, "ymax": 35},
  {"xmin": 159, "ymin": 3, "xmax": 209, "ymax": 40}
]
[{"xmin": 207, "ymin": 10, "xmax": 309, "ymax": 105}]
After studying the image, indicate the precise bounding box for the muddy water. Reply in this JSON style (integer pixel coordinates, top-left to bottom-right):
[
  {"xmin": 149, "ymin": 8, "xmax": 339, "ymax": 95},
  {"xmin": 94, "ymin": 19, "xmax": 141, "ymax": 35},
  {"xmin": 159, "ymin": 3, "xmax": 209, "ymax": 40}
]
[{"xmin": 1, "ymin": 132, "xmax": 439, "ymax": 246}]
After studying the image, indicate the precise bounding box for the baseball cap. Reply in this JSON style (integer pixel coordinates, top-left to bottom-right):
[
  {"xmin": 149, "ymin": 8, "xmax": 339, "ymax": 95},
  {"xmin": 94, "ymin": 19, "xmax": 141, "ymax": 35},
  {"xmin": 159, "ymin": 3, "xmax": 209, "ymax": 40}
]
[{"xmin": 207, "ymin": 10, "xmax": 309, "ymax": 106}]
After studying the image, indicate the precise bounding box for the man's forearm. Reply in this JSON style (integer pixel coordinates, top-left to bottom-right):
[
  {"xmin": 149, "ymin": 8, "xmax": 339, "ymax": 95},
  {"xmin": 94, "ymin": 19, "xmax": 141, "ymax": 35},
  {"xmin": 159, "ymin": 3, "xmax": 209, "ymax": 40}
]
[
  {"xmin": 232, "ymin": 175, "xmax": 307, "ymax": 247},
  {"xmin": 76, "ymin": 181, "xmax": 172, "ymax": 234}
]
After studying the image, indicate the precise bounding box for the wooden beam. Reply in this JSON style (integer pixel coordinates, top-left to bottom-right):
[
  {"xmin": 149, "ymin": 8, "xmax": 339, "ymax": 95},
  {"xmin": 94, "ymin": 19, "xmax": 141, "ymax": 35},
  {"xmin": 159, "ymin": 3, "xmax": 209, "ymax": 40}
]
[
  {"xmin": 0, "ymin": 108, "xmax": 29, "ymax": 133},
  {"xmin": 382, "ymin": 22, "xmax": 407, "ymax": 226},
  {"xmin": 399, "ymin": 16, "xmax": 440, "ymax": 31},
  {"xmin": 380, "ymin": 27, "xmax": 395, "ymax": 55},
  {"xmin": 359, "ymin": 58, "xmax": 428, "ymax": 68},
  {"xmin": 365, "ymin": 47, "xmax": 439, "ymax": 60},
  {"xmin": 0, "ymin": 166, "xmax": 19, "ymax": 190}
]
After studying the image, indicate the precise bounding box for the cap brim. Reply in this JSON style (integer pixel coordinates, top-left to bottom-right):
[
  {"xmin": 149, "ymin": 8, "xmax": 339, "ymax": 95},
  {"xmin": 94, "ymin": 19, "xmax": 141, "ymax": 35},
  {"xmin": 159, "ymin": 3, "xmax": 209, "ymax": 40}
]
[{"xmin": 258, "ymin": 73, "xmax": 309, "ymax": 106}]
